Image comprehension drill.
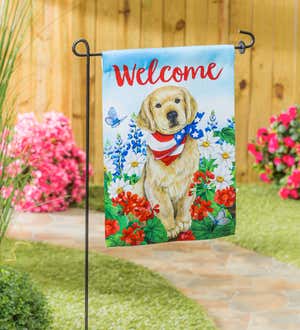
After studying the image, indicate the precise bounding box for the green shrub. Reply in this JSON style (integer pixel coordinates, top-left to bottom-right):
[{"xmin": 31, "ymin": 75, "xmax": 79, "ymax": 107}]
[{"xmin": 0, "ymin": 266, "xmax": 52, "ymax": 330}]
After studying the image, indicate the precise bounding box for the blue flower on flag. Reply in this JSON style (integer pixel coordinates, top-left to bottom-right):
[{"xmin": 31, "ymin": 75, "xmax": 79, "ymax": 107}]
[
  {"xmin": 127, "ymin": 117, "xmax": 147, "ymax": 155},
  {"xmin": 205, "ymin": 110, "xmax": 218, "ymax": 132},
  {"xmin": 107, "ymin": 134, "xmax": 128, "ymax": 176},
  {"xmin": 227, "ymin": 117, "xmax": 235, "ymax": 129}
]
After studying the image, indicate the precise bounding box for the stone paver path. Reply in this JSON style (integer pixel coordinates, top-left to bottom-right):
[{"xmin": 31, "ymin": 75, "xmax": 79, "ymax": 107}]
[{"xmin": 7, "ymin": 209, "xmax": 300, "ymax": 330}]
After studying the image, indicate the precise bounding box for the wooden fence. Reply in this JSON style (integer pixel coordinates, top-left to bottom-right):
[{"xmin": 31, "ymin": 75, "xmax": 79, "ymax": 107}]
[{"xmin": 12, "ymin": 0, "xmax": 300, "ymax": 184}]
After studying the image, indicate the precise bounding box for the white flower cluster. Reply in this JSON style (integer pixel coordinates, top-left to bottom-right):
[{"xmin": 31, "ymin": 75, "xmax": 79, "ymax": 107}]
[{"xmin": 197, "ymin": 131, "xmax": 235, "ymax": 190}]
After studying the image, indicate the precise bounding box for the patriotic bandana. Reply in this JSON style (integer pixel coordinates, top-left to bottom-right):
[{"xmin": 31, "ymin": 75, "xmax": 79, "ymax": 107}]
[
  {"xmin": 148, "ymin": 112, "xmax": 205, "ymax": 165},
  {"xmin": 102, "ymin": 45, "xmax": 236, "ymax": 247}
]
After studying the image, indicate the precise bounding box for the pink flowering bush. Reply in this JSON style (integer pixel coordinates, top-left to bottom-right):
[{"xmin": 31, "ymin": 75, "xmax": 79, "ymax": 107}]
[
  {"xmin": 248, "ymin": 105, "xmax": 300, "ymax": 199},
  {"xmin": 9, "ymin": 112, "xmax": 92, "ymax": 212}
]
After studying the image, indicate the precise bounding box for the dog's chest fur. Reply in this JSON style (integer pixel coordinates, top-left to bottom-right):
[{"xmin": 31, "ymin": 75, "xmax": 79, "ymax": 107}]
[{"xmin": 145, "ymin": 137, "xmax": 199, "ymax": 200}]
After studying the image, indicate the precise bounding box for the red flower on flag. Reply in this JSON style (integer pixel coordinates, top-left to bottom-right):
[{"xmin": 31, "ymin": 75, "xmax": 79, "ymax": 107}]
[
  {"xmin": 214, "ymin": 187, "xmax": 236, "ymax": 207},
  {"xmin": 112, "ymin": 191, "xmax": 159, "ymax": 222},
  {"xmin": 105, "ymin": 219, "xmax": 120, "ymax": 237},
  {"xmin": 190, "ymin": 197, "xmax": 213, "ymax": 220},
  {"xmin": 177, "ymin": 230, "xmax": 195, "ymax": 241},
  {"xmin": 121, "ymin": 223, "xmax": 145, "ymax": 245}
]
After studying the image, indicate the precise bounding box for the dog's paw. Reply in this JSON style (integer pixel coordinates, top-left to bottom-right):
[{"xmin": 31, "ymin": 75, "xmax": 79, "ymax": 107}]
[
  {"xmin": 175, "ymin": 218, "xmax": 192, "ymax": 233},
  {"xmin": 167, "ymin": 220, "xmax": 191, "ymax": 239},
  {"xmin": 167, "ymin": 225, "xmax": 181, "ymax": 239}
]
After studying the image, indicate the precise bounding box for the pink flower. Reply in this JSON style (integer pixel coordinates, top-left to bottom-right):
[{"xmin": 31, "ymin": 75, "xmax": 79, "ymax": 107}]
[
  {"xmin": 282, "ymin": 155, "xmax": 295, "ymax": 167},
  {"xmin": 260, "ymin": 172, "xmax": 271, "ymax": 183},
  {"xmin": 287, "ymin": 169, "xmax": 300, "ymax": 188},
  {"xmin": 248, "ymin": 143, "xmax": 263, "ymax": 163},
  {"xmin": 249, "ymin": 105, "xmax": 299, "ymax": 199},
  {"xmin": 257, "ymin": 128, "xmax": 269, "ymax": 144},
  {"xmin": 288, "ymin": 106, "xmax": 297, "ymax": 120},
  {"xmin": 283, "ymin": 137, "xmax": 295, "ymax": 148},
  {"xmin": 279, "ymin": 188, "xmax": 290, "ymax": 199},
  {"xmin": 289, "ymin": 189, "xmax": 299, "ymax": 199},
  {"xmin": 270, "ymin": 115, "xmax": 277, "ymax": 125},
  {"xmin": 278, "ymin": 113, "xmax": 292, "ymax": 127},
  {"xmin": 276, "ymin": 107, "xmax": 297, "ymax": 128},
  {"xmin": 1, "ymin": 186, "xmax": 13, "ymax": 199},
  {"xmin": 8, "ymin": 112, "xmax": 92, "ymax": 212},
  {"xmin": 273, "ymin": 157, "xmax": 282, "ymax": 166},
  {"xmin": 268, "ymin": 134, "xmax": 279, "ymax": 153}
]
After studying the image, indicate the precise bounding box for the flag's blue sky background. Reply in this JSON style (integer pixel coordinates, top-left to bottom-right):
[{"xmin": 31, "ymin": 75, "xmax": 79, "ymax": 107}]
[{"xmin": 102, "ymin": 45, "xmax": 235, "ymax": 142}]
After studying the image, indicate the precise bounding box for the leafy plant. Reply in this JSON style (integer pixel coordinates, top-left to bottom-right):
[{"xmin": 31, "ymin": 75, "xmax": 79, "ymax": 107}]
[
  {"xmin": 0, "ymin": 0, "xmax": 31, "ymax": 245},
  {"xmin": 0, "ymin": 266, "xmax": 52, "ymax": 329},
  {"xmin": 144, "ymin": 217, "xmax": 168, "ymax": 243},
  {"xmin": 214, "ymin": 126, "xmax": 235, "ymax": 145},
  {"xmin": 10, "ymin": 112, "xmax": 92, "ymax": 212},
  {"xmin": 248, "ymin": 105, "xmax": 300, "ymax": 199}
]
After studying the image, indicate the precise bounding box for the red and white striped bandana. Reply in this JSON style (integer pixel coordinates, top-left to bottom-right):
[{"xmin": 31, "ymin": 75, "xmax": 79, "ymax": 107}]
[{"xmin": 147, "ymin": 112, "xmax": 204, "ymax": 165}]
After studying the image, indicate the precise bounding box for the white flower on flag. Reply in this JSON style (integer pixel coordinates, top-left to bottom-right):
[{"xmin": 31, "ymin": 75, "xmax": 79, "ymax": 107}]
[
  {"xmin": 104, "ymin": 157, "xmax": 115, "ymax": 173},
  {"xmin": 124, "ymin": 151, "xmax": 145, "ymax": 176},
  {"xmin": 198, "ymin": 131, "xmax": 219, "ymax": 158},
  {"xmin": 108, "ymin": 178, "xmax": 132, "ymax": 198},
  {"xmin": 215, "ymin": 143, "xmax": 235, "ymax": 168},
  {"xmin": 213, "ymin": 166, "xmax": 233, "ymax": 190}
]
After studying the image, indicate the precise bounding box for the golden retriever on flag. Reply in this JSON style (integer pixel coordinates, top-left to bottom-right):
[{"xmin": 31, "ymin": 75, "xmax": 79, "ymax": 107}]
[{"xmin": 136, "ymin": 85, "xmax": 203, "ymax": 238}]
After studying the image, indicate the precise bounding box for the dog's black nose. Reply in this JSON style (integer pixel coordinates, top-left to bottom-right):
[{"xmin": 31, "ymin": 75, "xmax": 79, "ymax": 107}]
[{"xmin": 167, "ymin": 111, "xmax": 178, "ymax": 122}]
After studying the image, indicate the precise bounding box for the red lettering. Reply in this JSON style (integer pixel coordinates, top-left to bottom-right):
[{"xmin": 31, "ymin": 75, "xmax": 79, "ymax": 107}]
[
  {"xmin": 206, "ymin": 62, "xmax": 223, "ymax": 80},
  {"xmin": 173, "ymin": 67, "xmax": 183, "ymax": 82},
  {"xmin": 112, "ymin": 59, "xmax": 224, "ymax": 87},
  {"xmin": 160, "ymin": 66, "xmax": 172, "ymax": 82},
  {"xmin": 136, "ymin": 67, "xmax": 148, "ymax": 85},
  {"xmin": 183, "ymin": 66, "xmax": 205, "ymax": 79},
  {"xmin": 113, "ymin": 64, "xmax": 136, "ymax": 87},
  {"xmin": 148, "ymin": 59, "xmax": 159, "ymax": 84}
]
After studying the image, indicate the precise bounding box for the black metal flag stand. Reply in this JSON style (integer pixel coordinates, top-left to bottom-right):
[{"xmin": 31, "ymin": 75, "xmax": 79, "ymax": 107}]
[{"xmin": 72, "ymin": 30, "xmax": 255, "ymax": 330}]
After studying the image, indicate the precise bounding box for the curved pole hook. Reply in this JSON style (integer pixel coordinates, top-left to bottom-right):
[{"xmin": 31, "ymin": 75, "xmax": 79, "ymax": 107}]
[
  {"xmin": 72, "ymin": 38, "xmax": 90, "ymax": 57},
  {"xmin": 72, "ymin": 38, "xmax": 102, "ymax": 57},
  {"xmin": 235, "ymin": 30, "xmax": 255, "ymax": 54}
]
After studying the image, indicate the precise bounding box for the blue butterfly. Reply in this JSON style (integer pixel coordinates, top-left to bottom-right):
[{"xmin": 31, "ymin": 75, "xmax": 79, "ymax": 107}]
[
  {"xmin": 105, "ymin": 107, "xmax": 127, "ymax": 128},
  {"xmin": 208, "ymin": 209, "xmax": 230, "ymax": 226}
]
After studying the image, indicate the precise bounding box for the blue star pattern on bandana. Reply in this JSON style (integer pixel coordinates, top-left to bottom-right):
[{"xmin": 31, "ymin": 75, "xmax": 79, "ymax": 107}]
[{"xmin": 174, "ymin": 112, "xmax": 205, "ymax": 145}]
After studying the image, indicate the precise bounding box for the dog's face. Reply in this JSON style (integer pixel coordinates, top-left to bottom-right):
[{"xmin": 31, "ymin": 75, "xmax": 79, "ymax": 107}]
[{"xmin": 137, "ymin": 86, "xmax": 198, "ymax": 134}]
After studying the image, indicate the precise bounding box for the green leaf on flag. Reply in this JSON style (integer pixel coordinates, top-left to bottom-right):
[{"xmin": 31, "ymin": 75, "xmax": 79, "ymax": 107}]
[{"xmin": 144, "ymin": 217, "xmax": 168, "ymax": 243}]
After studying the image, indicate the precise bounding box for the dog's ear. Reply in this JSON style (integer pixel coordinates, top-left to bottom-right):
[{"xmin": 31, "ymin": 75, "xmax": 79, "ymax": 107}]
[
  {"xmin": 181, "ymin": 87, "xmax": 198, "ymax": 124},
  {"xmin": 136, "ymin": 96, "xmax": 156, "ymax": 132}
]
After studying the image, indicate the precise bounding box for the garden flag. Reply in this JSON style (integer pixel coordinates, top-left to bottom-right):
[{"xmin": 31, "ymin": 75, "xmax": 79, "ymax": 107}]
[{"xmin": 102, "ymin": 45, "xmax": 236, "ymax": 247}]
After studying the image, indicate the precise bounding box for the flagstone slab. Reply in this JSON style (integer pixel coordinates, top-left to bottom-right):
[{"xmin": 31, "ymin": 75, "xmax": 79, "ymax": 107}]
[{"xmin": 7, "ymin": 209, "xmax": 300, "ymax": 330}]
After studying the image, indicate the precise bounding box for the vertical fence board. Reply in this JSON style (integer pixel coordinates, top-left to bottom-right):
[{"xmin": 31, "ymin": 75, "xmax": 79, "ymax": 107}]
[
  {"xmin": 31, "ymin": 0, "xmax": 48, "ymax": 117},
  {"xmin": 140, "ymin": 0, "xmax": 163, "ymax": 47},
  {"xmin": 163, "ymin": 0, "xmax": 186, "ymax": 47},
  {"xmin": 248, "ymin": 0, "xmax": 274, "ymax": 181},
  {"xmin": 185, "ymin": 0, "xmax": 208, "ymax": 45},
  {"xmin": 60, "ymin": 0, "xmax": 73, "ymax": 120},
  {"xmin": 272, "ymin": 1, "xmax": 296, "ymax": 113},
  {"xmin": 118, "ymin": 0, "xmax": 141, "ymax": 49},
  {"xmin": 229, "ymin": 0, "xmax": 253, "ymax": 183},
  {"xmin": 295, "ymin": 0, "xmax": 300, "ymax": 105},
  {"xmin": 95, "ymin": 0, "xmax": 119, "ymax": 184},
  {"xmin": 12, "ymin": 1, "xmax": 33, "ymax": 116},
  {"xmin": 207, "ymin": 0, "xmax": 226, "ymax": 44},
  {"xmin": 71, "ymin": 0, "xmax": 96, "ymax": 160}
]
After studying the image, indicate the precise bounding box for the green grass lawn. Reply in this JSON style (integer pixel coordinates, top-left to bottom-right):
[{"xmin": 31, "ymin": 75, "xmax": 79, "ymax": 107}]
[
  {"xmin": 0, "ymin": 240, "xmax": 216, "ymax": 330},
  {"xmin": 227, "ymin": 183, "xmax": 300, "ymax": 268},
  {"xmin": 82, "ymin": 184, "xmax": 300, "ymax": 267}
]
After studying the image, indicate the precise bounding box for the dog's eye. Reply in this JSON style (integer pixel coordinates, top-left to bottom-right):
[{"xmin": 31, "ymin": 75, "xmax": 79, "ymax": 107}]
[
  {"xmin": 175, "ymin": 98, "xmax": 180, "ymax": 104},
  {"xmin": 155, "ymin": 103, "xmax": 161, "ymax": 108}
]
